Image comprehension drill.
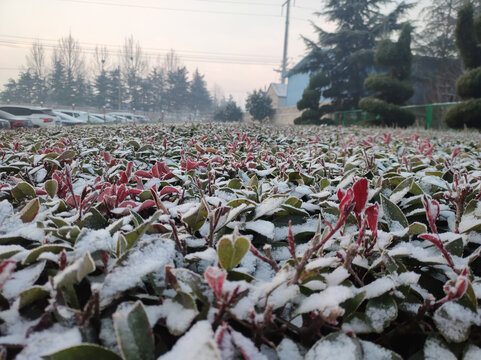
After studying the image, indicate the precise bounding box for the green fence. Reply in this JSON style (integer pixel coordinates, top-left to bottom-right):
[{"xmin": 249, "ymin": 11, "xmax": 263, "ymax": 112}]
[{"xmin": 332, "ymin": 102, "xmax": 460, "ymax": 129}]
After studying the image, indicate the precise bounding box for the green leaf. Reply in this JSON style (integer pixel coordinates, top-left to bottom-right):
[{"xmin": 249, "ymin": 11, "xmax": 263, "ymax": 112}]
[
  {"xmin": 380, "ymin": 194, "xmax": 409, "ymax": 230},
  {"xmin": 217, "ymin": 235, "xmax": 250, "ymax": 271},
  {"xmin": 127, "ymin": 140, "xmax": 140, "ymax": 150},
  {"xmin": 42, "ymin": 344, "xmax": 122, "ymax": 360},
  {"xmin": 56, "ymin": 150, "xmax": 76, "ymax": 162},
  {"xmin": 122, "ymin": 211, "xmax": 161, "ymax": 250},
  {"xmin": 19, "ymin": 286, "xmax": 50, "ymax": 309},
  {"xmin": 53, "ymin": 252, "xmax": 96, "ymax": 289},
  {"xmin": 341, "ymin": 291, "xmax": 366, "ymax": 317},
  {"xmin": 44, "ymin": 179, "xmax": 58, "ymax": 198},
  {"xmin": 181, "ymin": 201, "xmax": 208, "ymax": 232},
  {"xmin": 83, "ymin": 208, "xmax": 108, "ymax": 230},
  {"xmin": 365, "ymin": 295, "xmax": 398, "ymax": 333},
  {"xmin": 113, "ymin": 301, "xmax": 155, "ymax": 360},
  {"xmin": 305, "ymin": 332, "xmax": 362, "ymax": 360},
  {"xmin": 408, "ymin": 222, "xmax": 427, "ymax": 235},
  {"xmin": 226, "ymin": 270, "xmax": 255, "ymax": 282},
  {"xmin": 434, "ymin": 302, "xmax": 473, "ymax": 343},
  {"xmin": 359, "ymin": 340, "xmax": 403, "ymax": 360},
  {"xmin": 390, "ymin": 177, "xmax": 414, "ymax": 204},
  {"xmin": 459, "ymin": 200, "xmax": 481, "ymax": 233},
  {"xmin": 19, "ymin": 198, "xmax": 40, "ymax": 223},
  {"xmin": 23, "ymin": 244, "xmax": 72, "ymax": 264},
  {"xmin": 227, "ymin": 178, "xmax": 242, "ymax": 189},
  {"xmin": 247, "ymin": 174, "xmax": 258, "ymax": 189},
  {"xmin": 445, "ymin": 237, "xmax": 464, "ymax": 257},
  {"xmin": 11, "ymin": 181, "xmax": 36, "ymax": 200}
]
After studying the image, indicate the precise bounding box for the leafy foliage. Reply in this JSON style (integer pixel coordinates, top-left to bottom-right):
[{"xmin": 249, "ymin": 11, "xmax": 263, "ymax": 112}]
[{"xmin": 0, "ymin": 124, "xmax": 479, "ymax": 359}]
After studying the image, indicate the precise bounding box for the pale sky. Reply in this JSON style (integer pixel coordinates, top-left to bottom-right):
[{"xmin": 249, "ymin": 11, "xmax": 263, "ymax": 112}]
[{"xmin": 0, "ymin": 0, "xmax": 423, "ymax": 106}]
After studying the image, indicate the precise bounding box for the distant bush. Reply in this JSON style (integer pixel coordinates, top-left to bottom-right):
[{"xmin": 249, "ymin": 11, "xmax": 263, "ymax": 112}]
[
  {"xmin": 445, "ymin": 3, "xmax": 481, "ymax": 129},
  {"xmin": 245, "ymin": 89, "xmax": 275, "ymax": 121},
  {"xmin": 214, "ymin": 99, "xmax": 243, "ymax": 122},
  {"xmin": 359, "ymin": 24, "xmax": 415, "ymax": 127}
]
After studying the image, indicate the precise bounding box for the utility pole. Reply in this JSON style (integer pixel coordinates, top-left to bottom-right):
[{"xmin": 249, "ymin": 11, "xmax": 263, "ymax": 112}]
[{"xmin": 281, "ymin": 0, "xmax": 291, "ymax": 84}]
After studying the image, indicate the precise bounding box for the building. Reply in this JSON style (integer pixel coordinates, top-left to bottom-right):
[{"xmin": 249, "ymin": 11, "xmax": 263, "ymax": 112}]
[{"xmin": 266, "ymin": 83, "xmax": 287, "ymax": 109}]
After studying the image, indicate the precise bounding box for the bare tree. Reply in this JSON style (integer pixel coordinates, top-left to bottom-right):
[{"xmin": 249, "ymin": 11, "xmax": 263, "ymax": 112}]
[
  {"xmin": 121, "ymin": 36, "xmax": 147, "ymax": 108},
  {"xmin": 58, "ymin": 33, "xmax": 85, "ymax": 79},
  {"xmin": 26, "ymin": 41, "xmax": 46, "ymax": 79},
  {"xmin": 163, "ymin": 49, "xmax": 181, "ymax": 73},
  {"xmin": 93, "ymin": 45, "xmax": 110, "ymax": 73}
]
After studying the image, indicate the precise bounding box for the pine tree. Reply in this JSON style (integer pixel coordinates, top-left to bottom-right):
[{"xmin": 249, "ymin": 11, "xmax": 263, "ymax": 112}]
[
  {"xmin": 189, "ymin": 69, "xmax": 212, "ymax": 113},
  {"xmin": 164, "ymin": 67, "xmax": 190, "ymax": 111},
  {"xmin": 0, "ymin": 79, "xmax": 18, "ymax": 103},
  {"xmin": 299, "ymin": 0, "xmax": 412, "ymax": 111},
  {"xmin": 147, "ymin": 67, "xmax": 165, "ymax": 112},
  {"xmin": 106, "ymin": 68, "xmax": 123, "ymax": 110},
  {"xmin": 49, "ymin": 54, "xmax": 67, "ymax": 105},
  {"xmin": 94, "ymin": 69, "xmax": 109, "ymax": 108},
  {"xmin": 245, "ymin": 89, "xmax": 274, "ymax": 121}
]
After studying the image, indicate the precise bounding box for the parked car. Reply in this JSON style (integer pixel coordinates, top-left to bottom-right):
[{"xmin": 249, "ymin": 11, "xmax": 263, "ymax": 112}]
[
  {"xmin": 108, "ymin": 112, "xmax": 135, "ymax": 123},
  {"xmin": 53, "ymin": 111, "xmax": 87, "ymax": 126},
  {"xmin": 133, "ymin": 114, "xmax": 151, "ymax": 123},
  {"xmin": 88, "ymin": 114, "xmax": 107, "ymax": 124},
  {"xmin": 0, "ymin": 109, "xmax": 33, "ymax": 128},
  {"xmin": 57, "ymin": 110, "xmax": 90, "ymax": 124},
  {"xmin": 0, "ymin": 105, "xmax": 57, "ymax": 127},
  {"xmin": 91, "ymin": 113, "xmax": 119, "ymax": 124},
  {"xmin": 0, "ymin": 119, "xmax": 10, "ymax": 129}
]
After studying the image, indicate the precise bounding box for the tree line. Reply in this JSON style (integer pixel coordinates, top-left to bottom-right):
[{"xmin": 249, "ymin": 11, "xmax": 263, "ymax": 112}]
[{"xmin": 0, "ymin": 35, "xmax": 213, "ymax": 113}]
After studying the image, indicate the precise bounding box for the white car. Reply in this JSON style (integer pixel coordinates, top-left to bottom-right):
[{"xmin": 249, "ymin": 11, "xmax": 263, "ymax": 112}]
[
  {"xmin": 53, "ymin": 111, "xmax": 87, "ymax": 126},
  {"xmin": 58, "ymin": 110, "xmax": 91, "ymax": 124},
  {"xmin": 0, "ymin": 105, "xmax": 58, "ymax": 128},
  {"xmin": 108, "ymin": 112, "xmax": 135, "ymax": 123},
  {"xmin": 92, "ymin": 113, "xmax": 119, "ymax": 124}
]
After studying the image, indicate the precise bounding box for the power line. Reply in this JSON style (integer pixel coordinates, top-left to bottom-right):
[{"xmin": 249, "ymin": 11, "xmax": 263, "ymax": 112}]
[
  {"xmin": 55, "ymin": 0, "xmax": 289, "ymax": 18},
  {"xmin": 0, "ymin": 40, "xmax": 280, "ymax": 66},
  {"xmin": 0, "ymin": 34, "xmax": 280, "ymax": 60}
]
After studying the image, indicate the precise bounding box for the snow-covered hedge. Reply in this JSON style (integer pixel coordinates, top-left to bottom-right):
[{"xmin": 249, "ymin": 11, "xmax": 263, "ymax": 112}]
[{"xmin": 0, "ymin": 124, "xmax": 480, "ymax": 359}]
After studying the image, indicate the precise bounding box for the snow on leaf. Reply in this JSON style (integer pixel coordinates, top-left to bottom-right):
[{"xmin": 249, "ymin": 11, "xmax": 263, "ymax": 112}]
[
  {"xmin": 305, "ymin": 332, "xmax": 362, "ymax": 360},
  {"xmin": 157, "ymin": 321, "xmax": 222, "ymax": 360},
  {"xmin": 297, "ymin": 285, "xmax": 354, "ymax": 317}
]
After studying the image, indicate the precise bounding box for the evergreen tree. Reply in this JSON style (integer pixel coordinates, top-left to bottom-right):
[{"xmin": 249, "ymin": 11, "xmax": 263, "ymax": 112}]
[
  {"xmin": 214, "ymin": 97, "xmax": 243, "ymax": 122},
  {"xmin": 94, "ymin": 69, "xmax": 109, "ymax": 108},
  {"xmin": 245, "ymin": 89, "xmax": 274, "ymax": 121},
  {"xmin": 359, "ymin": 24, "xmax": 415, "ymax": 127},
  {"xmin": 147, "ymin": 67, "xmax": 165, "ymax": 112},
  {"xmin": 0, "ymin": 79, "xmax": 18, "ymax": 103},
  {"xmin": 106, "ymin": 68, "xmax": 123, "ymax": 110},
  {"xmin": 48, "ymin": 54, "xmax": 67, "ymax": 105},
  {"xmin": 16, "ymin": 71, "xmax": 34, "ymax": 104},
  {"xmin": 299, "ymin": 0, "xmax": 412, "ymax": 111},
  {"xmin": 189, "ymin": 69, "xmax": 212, "ymax": 113},
  {"xmin": 165, "ymin": 67, "xmax": 190, "ymax": 111}
]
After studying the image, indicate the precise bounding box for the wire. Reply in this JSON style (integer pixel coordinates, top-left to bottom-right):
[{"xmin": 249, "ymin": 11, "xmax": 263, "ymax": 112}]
[
  {"xmin": 0, "ymin": 40, "xmax": 280, "ymax": 66},
  {"xmin": 0, "ymin": 34, "xmax": 280, "ymax": 60}
]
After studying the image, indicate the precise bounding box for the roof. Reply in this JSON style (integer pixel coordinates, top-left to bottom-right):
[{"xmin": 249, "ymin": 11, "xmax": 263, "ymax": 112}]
[{"xmin": 268, "ymin": 83, "xmax": 287, "ymax": 97}]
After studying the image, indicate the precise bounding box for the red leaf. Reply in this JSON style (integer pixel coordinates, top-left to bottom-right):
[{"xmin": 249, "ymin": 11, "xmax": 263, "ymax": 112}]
[
  {"xmin": 0, "ymin": 260, "xmax": 15, "ymax": 290},
  {"xmin": 365, "ymin": 203, "xmax": 379, "ymax": 237},
  {"xmin": 35, "ymin": 189, "xmax": 48, "ymax": 196},
  {"xmin": 134, "ymin": 170, "xmax": 152, "ymax": 179},
  {"xmin": 419, "ymin": 234, "xmax": 455, "ymax": 269},
  {"xmin": 204, "ymin": 266, "xmax": 226, "ymax": 300},
  {"xmin": 119, "ymin": 171, "xmax": 129, "ymax": 184},
  {"xmin": 353, "ymin": 178, "xmax": 368, "ymax": 214},
  {"xmin": 451, "ymin": 147, "xmax": 461, "ymax": 159},
  {"xmin": 137, "ymin": 199, "xmax": 156, "ymax": 212},
  {"xmin": 339, "ymin": 188, "xmax": 355, "ymax": 214},
  {"xmin": 126, "ymin": 161, "xmax": 133, "ymax": 178},
  {"xmin": 422, "ymin": 195, "xmax": 440, "ymax": 234},
  {"xmin": 337, "ymin": 188, "xmax": 345, "ymax": 202},
  {"xmin": 159, "ymin": 186, "xmax": 179, "ymax": 196}
]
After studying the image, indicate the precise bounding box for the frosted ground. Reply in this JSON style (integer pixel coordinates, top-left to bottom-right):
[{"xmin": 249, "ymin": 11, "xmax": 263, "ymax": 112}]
[{"xmin": 0, "ymin": 123, "xmax": 480, "ymax": 359}]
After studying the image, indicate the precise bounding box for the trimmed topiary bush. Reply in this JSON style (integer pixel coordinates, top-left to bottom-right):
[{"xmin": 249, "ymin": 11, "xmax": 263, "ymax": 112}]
[
  {"xmin": 445, "ymin": 2, "xmax": 481, "ymax": 129},
  {"xmin": 294, "ymin": 72, "xmax": 331, "ymax": 125},
  {"xmin": 359, "ymin": 24, "xmax": 415, "ymax": 127}
]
